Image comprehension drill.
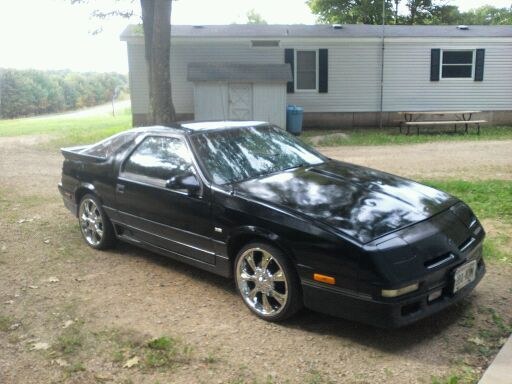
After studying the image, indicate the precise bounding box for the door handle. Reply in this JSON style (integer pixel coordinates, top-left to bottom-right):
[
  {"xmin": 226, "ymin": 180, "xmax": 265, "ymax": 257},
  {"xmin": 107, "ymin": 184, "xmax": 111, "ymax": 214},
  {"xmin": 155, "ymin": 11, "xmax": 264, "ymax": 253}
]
[{"xmin": 116, "ymin": 184, "xmax": 125, "ymax": 193}]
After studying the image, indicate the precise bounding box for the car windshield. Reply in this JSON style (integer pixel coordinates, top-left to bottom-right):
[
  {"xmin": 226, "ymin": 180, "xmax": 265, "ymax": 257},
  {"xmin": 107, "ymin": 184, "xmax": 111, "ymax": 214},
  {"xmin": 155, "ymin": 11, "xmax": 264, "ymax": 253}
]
[{"xmin": 190, "ymin": 124, "xmax": 326, "ymax": 185}]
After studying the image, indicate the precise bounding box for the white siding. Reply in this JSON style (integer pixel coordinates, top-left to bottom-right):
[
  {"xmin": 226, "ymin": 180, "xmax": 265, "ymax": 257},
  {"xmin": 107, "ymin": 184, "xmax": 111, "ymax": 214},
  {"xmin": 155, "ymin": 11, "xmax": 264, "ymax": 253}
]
[
  {"xmin": 127, "ymin": 44, "xmax": 149, "ymax": 114},
  {"xmin": 127, "ymin": 38, "xmax": 512, "ymax": 116},
  {"xmin": 193, "ymin": 82, "xmax": 228, "ymax": 120},
  {"xmin": 253, "ymin": 83, "xmax": 287, "ymax": 127},
  {"xmin": 282, "ymin": 41, "xmax": 382, "ymax": 112},
  {"xmin": 383, "ymin": 41, "xmax": 512, "ymax": 111}
]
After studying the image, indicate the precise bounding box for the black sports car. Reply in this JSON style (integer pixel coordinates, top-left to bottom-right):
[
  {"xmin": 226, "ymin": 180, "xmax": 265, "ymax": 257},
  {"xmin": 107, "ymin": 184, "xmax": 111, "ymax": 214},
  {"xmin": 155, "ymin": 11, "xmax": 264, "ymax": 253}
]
[{"xmin": 58, "ymin": 121, "xmax": 485, "ymax": 327}]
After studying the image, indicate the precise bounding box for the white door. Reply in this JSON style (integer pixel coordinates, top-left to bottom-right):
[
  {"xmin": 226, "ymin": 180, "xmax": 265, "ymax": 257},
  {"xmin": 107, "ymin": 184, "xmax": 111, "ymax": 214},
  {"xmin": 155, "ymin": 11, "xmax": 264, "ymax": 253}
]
[{"xmin": 228, "ymin": 83, "xmax": 252, "ymax": 120}]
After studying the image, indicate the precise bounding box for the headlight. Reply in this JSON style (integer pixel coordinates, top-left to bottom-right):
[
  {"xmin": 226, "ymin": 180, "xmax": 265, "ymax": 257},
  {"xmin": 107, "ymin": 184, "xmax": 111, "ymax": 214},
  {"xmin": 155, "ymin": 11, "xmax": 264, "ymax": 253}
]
[{"xmin": 381, "ymin": 282, "xmax": 419, "ymax": 298}]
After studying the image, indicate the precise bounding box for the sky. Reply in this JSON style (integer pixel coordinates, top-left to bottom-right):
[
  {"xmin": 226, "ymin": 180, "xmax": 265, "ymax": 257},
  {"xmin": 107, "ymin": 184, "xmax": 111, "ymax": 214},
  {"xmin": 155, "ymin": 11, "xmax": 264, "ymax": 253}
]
[{"xmin": 0, "ymin": 0, "xmax": 509, "ymax": 73}]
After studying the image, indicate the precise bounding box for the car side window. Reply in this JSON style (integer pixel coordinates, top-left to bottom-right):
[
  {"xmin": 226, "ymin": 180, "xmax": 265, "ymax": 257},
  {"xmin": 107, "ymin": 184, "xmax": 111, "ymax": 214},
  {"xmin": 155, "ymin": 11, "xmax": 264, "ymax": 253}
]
[{"xmin": 121, "ymin": 136, "xmax": 193, "ymax": 186}]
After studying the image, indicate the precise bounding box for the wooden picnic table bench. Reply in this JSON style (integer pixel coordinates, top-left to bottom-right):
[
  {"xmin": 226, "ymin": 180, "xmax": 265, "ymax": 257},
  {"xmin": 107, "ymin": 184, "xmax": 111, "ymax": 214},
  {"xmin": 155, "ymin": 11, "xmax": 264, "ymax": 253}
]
[{"xmin": 398, "ymin": 111, "xmax": 487, "ymax": 135}]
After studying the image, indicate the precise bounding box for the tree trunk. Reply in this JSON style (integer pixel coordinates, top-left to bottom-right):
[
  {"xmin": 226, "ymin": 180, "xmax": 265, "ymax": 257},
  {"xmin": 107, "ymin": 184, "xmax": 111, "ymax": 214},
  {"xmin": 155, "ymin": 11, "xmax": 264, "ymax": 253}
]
[{"xmin": 140, "ymin": 0, "xmax": 176, "ymax": 125}]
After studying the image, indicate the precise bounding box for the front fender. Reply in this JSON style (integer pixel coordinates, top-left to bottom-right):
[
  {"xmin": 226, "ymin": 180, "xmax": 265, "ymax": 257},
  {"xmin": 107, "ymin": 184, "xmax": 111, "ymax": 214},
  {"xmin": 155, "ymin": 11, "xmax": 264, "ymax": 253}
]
[{"xmin": 226, "ymin": 225, "xmax": 296, "ymax": 263}]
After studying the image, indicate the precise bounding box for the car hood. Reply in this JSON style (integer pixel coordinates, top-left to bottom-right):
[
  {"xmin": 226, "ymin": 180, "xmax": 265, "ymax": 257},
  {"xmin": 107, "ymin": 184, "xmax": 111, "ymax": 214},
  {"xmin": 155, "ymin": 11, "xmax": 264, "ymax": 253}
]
[{"xmin": 233, "ymin": 161, "xmax": 457, "ymax": 244}]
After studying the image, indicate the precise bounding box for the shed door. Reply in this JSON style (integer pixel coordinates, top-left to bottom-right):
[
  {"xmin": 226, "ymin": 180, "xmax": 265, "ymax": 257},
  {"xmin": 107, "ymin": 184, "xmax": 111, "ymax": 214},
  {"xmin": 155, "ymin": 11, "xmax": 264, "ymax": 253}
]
[{"xmin": 228, "ymin": 83, "xmax": 252, "ymax": 120}]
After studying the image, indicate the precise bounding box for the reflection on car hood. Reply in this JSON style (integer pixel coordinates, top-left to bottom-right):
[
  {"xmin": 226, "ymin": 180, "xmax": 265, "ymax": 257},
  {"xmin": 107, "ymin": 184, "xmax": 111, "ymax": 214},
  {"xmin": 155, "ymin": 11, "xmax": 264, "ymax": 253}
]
[{"xmin": 234, "ymin": 161, "xmax": 457, "ymax": 243}]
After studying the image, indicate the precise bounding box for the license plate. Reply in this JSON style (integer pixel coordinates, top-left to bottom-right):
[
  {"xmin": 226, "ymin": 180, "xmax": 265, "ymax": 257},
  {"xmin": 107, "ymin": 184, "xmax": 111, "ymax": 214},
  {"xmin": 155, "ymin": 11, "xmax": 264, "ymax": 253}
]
[{"xmin": 453, "ymin": 260, "xmax": 477, "ymax": 294}]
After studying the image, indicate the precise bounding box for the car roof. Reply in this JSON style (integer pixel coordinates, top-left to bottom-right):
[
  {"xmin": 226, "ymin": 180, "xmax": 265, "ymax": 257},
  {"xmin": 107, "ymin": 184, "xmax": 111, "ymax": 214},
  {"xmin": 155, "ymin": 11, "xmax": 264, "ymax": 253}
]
[{"xmin": 128, "ymin": 121, "xmax": 269, "ymax": 136}]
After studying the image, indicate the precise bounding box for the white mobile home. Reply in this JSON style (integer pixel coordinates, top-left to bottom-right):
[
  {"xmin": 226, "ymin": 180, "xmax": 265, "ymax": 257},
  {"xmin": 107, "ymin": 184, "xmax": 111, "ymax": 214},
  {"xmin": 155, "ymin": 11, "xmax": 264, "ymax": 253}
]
[{"xmin": 121, "ymin": 24, "xmax": 512, "ymax": 128}]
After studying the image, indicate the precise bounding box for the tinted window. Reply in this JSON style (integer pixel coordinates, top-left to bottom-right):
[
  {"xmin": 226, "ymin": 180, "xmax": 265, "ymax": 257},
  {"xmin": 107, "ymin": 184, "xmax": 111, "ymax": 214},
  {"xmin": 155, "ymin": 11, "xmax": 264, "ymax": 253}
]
[
  {"xmin": 296, "ymin": 50, "xmax": 317, "ymax": 90},
  {"xmin": 123, "ymin": 136, "xmax": 192, "ymax": 183},
  {"xmin": 190, "ymin": 125, "xmax": 325, "ymax": 185},
  {"xmin": 441, "ymin": 50, "xmax": 473, "ymax": 78},
  {"xmin": 83, "ymin": 131, "xmax": 137, "ymax": 158}
]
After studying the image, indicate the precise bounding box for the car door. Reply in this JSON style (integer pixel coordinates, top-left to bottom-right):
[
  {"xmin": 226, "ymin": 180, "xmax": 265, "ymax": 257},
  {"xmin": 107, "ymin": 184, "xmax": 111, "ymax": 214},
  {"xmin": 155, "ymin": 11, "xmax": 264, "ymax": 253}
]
[{"xmin": 115, "ymin": 135, "xmax": 214, "ymax": 264}]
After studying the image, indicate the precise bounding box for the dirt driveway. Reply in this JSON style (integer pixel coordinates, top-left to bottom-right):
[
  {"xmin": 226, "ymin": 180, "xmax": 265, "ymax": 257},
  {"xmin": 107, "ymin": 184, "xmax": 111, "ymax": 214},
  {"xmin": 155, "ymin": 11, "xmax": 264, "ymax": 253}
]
[{"xmin": 1, "ymin": 137, "xmax": 511, "ymax": 384}]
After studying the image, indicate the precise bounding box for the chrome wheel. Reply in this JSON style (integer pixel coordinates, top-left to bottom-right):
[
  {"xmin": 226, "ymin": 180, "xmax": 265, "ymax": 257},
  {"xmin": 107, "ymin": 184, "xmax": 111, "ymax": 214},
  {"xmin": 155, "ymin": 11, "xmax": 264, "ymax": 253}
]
[
  {"xmin": 236, "ymin": 247, "xmax": 289, "ymax": 317},
  {"xmin": 79, "ymin": 198, "xmax": 104, "ymax": 247}
]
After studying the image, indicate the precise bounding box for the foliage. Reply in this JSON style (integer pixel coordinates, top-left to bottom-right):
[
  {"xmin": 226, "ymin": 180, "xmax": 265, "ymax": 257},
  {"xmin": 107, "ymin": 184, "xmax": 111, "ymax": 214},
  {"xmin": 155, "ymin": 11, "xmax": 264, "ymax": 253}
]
[
  {"xmin": 246, "ymin": 9, "xmax": 267, "ymax": 24},
  {"xmin": 307, "ymin": 0, "xmax": 394, "ymax": 24},
  {"xmin": 307, "ymin": 0, "xmax": 512, "ymax": 25},
  {"xmin": 458, "ymin": 5, "xmax": 512, "ymax": 25},
  {"xmin": 0, "ymin": 69, "xmax": 127, "ymax": 119}
]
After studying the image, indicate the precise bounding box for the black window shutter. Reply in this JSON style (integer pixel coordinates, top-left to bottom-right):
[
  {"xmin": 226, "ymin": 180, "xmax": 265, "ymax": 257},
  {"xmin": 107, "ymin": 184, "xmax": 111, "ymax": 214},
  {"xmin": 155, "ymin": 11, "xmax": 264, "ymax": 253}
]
[
  {"xmin": 319, "ymin": 49, "xmax": 328, "ymax": 93},
  {"xmin": 284, "ymin": 48, "xmax": 294, "ymax": 93},
  {"xmin": 430, "ymin": 49, "xmax": 440, "ymax": 81},
  {"xmin": 474, "ymin": 49, "xmax": 485, "ymax": 81}
]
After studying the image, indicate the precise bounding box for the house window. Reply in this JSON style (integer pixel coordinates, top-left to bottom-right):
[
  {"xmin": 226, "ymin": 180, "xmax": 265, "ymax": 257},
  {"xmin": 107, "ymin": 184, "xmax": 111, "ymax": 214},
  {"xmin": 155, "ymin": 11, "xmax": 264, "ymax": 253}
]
[
  {"xmin": 441, "ymin": 50, "xmax": 474, "ymax": 78},
  {"xmin": 295, "ymin": 50, "xmax": 317, "ymax": 90}
]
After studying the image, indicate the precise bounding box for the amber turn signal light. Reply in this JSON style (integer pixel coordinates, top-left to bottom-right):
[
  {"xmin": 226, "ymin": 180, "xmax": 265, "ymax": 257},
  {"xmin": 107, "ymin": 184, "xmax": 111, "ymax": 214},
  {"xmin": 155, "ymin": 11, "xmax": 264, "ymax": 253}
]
[{"xmin": 313, "ymin": 273, "xmax": 336, "ymax": 285}]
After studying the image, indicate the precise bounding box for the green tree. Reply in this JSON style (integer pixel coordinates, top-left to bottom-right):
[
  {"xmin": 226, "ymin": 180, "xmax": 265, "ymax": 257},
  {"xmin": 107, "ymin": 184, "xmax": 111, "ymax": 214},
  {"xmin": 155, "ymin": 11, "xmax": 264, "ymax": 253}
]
[
  {"xmin": 307, "ymin": 0, "xmax": 395, "ymax": 24},
  {"xmin": 429, "ymin": 5, "xmax": 461, "ymax": 25},
  {"xmin": 406, "ymin": 0, "xmax": 433, "ymax": 24},
  {"xmin": 0, "ymin": 69, "xmax": 126, "ymax": 119},
  {"xmin": 459, "ymin": 5, "xmax": 512, "ymax": 25},
  {"xmin": 246, "ymin": 9, "xmax": 267, "ymax": 24}
]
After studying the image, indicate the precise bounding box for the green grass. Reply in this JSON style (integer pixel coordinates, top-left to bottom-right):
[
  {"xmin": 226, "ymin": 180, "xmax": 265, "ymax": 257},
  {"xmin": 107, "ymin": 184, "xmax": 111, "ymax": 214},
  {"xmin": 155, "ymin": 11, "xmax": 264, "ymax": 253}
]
[
  {"xmin": 142, "ymin": 336, "xmax": 193, "ymax": 369},
  {"xmin": 423, "ymin": 180, "xmax": 512, "ymax": 263},
  {"xmin": 422, "ymin": 180, "xmax": 512, "ymax": 223},
  {"xmin": 2, "ymin": 106, "xmax": 511, "ymax": 150},
  {"xmin": 0, "ymin": 108, "xmax": 132, "ymax": 149},
  {"xmin": 53, "ymin": 323, "xmax": 85, "ymax": 356},
  {"xmin": 0, "ymin": 315, "xmax": 14, "ymax": 332},
  {"xmin": 104, "ymin": 331, "xmax": 193, "ymax": 370},
  {"xmin": 301, "ymin": 126, "xmax": 512, "ymax": 147}
]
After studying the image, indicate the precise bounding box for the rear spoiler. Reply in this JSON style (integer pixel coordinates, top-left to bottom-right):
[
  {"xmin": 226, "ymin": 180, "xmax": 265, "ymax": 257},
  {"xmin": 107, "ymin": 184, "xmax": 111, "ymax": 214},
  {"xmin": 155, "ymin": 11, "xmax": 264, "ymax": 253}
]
[{"xmin": 60, "ymin": 145, "xmax": 106, "ymax": 163}]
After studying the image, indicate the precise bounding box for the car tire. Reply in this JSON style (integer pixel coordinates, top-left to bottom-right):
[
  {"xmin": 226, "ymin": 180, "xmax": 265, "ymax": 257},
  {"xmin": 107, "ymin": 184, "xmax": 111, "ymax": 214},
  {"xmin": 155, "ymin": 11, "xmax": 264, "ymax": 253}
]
[
  {"xmin": 234, "ymin": 242, "xmax": 302, "ymax": 322},
  {"xmin": 78, "ymin": 194, "xmax": 116, "ymax": 250}
]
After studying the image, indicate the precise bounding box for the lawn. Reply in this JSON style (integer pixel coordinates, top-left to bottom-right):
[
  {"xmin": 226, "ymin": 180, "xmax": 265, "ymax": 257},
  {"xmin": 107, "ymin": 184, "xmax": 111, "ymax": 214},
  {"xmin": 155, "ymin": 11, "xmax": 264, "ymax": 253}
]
[
  {"xmin": 0, "ymin": 108, "xmax": 132, "ymax": 149},
  {"xmin": 302, "ymin": 126, "xmax": 512, "ymax": 147},
  {"xmin": 423, "ymin": 180, "xmax": 512, "ymax": 264}
]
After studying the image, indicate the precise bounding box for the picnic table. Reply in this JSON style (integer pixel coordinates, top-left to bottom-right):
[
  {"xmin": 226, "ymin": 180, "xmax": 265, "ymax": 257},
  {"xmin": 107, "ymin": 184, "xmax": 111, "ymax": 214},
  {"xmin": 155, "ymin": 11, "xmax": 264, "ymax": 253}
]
[{"xmin": 398, "ymin": 111, "xmax": 486, "ymax": 135}]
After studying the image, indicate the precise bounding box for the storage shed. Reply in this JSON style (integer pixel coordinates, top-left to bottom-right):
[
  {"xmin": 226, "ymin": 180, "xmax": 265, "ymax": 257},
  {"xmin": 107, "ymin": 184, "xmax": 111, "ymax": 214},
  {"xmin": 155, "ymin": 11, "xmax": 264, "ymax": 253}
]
[{"xmin": 187, "ymin": 63, "xmax": 292, "ymax": 127}]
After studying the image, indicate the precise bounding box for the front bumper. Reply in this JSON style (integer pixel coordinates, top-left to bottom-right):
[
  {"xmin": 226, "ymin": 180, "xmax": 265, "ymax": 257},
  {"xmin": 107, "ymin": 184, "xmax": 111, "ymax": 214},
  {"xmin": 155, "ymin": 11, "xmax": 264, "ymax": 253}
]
[
  {"xmin": 58, "ymin": 183, "xmax": 77, "ymax": 216},
  {"xmin": 302, "ymin": 258, "xmax": 485, "ymax": 328}
]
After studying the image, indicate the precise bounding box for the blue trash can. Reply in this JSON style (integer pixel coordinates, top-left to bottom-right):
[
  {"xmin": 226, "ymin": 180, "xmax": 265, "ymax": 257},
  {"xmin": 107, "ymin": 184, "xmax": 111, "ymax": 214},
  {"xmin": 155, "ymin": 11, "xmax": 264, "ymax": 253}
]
[{"xmin": 286, "ymin": 105, "xmax": 304, "ymax": 136}]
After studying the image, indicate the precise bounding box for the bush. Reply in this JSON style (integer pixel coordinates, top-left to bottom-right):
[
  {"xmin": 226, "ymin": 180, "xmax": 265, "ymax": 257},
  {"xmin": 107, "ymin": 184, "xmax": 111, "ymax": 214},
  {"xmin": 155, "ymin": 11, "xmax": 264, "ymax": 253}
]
[{"xmin": 0, "ymin": 69, "xmax": 127, "ymax": 119}]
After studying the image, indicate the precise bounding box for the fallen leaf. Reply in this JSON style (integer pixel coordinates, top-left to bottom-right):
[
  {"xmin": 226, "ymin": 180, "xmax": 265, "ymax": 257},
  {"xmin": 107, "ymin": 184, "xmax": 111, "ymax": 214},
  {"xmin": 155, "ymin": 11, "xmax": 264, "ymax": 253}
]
[
  {"xmin": 62, "ymin": 320, "xmax": 74, "ymax": 329},
  {"xmin": 47, "ymin": 277, "xmax": 59, "ymax": 283},
  {"xmin": 31, "ymin": 342, "xmax": 50, "ymax": 351},
  {"xmin": 94, "ymin": 373, "xmax": 113, "ymax": 382},
  {"xmin": 17, "ymin": 218, "xmax": 34, "ymax": 224},
  {"xmin": 469, "ymin": 337, "xmax": 485, "ymax": 346},
  {"xmin": 54, "ymin": 358, "xmax": 69, "ymax": 367},
  {"xmin": 123, "ymin": 356, "xmax": 139, "ymax": 368},
  {"xmin": 9, "ymin": 323, "xmax": 21, "ymax": 330}
]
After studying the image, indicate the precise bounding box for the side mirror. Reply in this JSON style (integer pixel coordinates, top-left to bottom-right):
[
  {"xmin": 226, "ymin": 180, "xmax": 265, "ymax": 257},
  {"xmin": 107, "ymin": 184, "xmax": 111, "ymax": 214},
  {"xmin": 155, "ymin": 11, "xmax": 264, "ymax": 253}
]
[{"xmin": 165, "ymin": 172, "xmax": 200, "ymax": 196}]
